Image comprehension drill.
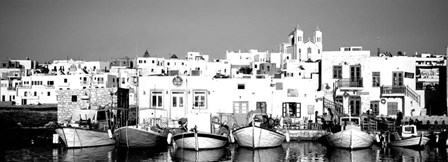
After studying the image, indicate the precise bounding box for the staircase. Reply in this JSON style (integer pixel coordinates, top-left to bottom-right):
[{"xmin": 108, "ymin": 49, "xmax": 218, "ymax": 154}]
[
  {"xmin": 405, "ymin": 85, "xmax": 421, "ymax": 106},
  {"xmin": 323, "ymin": 97, "xmax": 344, "ymax": 118}
]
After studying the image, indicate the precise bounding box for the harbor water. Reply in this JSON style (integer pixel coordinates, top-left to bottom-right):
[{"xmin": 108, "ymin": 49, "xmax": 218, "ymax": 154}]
[{"xmin": 2, "ymin": 141, "xmax": 447, "ymax": 161}]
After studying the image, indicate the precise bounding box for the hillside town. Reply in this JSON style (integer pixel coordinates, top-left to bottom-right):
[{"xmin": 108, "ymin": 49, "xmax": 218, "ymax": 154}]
[{"xmin": 1, "ymin": 26, "xmax": 447, "ymax": 127}]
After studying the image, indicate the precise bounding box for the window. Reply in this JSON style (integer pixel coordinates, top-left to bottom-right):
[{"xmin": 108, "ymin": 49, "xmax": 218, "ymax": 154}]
[
  {"xmin": 335, "ymin": 96, "xmax": 343, "ymax": 104},
  {"xmin": 372, "ymin": 72, "xmax": 380, "ymax": 87},
  {"xmin": 256, "ymin": 102, "xmax": 267, "ymax": 113},
  {"xmin": 387, "ymin": 102, "xmax": 398, "ymax": 115},
  {"xmin": 254, "ymin": 64, "xmax": 258, "ymax": 69},
  {"xmin": 47, "ymin": 92, "xmax": 51, "ymax": 96},
  {"xmin": 307, "ymin": 47, "xmax": 311, "ymax": 54},
  {"xmin": 71, "ymin": 95, "xmax": 77, "ymax": 102},
  {"xmin": 333, "ymin": 66, "xmax": 342, "ymax": 79},
  {"xmin": 392, "ymin": 72, "xmax": 403, "ymax": 87},
  {"xmin": 151, "ymin": 91, "xmax": 163, "ymax": 108},
  {"xmin": 193, "ymin": 91, "xmax": 207, "ymax": 109},
  {"xmin": 298, "ymin": 36, "xmax": 302, "ymax": 42},
  {"xmin": 34, "ymin": 92, "xmax": 37, "ymax": 96},
  {"xmin": 317, "ymin": 37, "xmax": 321, "ymax": 42},
  {"xmin": 139, "ymin": 60, "xmax": 142, "ymax": 63},
  {"xmin": 237, "ymin": 84, "xmax": 245, "ymax": 90},
  {"xmin": 152, "ymin": 60, "xmax": 155, "ymax": 64},
  {"xmin": 64, "ymin": 78, "xmax": 68, "ymax": 83},
  {"xmin": 172, "ymin": 92, "xmax": 184, "ymax": 108},
  {"xmin": 370, "ymin": 101, "xmax": 379, "ymax": 115},
  {"xmin": 144, "ymin": 60, "xmax": 146, "ymax": 63},
  {"xmin": 282, "ymin": 102, "xmax": 300, "ymax": 118}
]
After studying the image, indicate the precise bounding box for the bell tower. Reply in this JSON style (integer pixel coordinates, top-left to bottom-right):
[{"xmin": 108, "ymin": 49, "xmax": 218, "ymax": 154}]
[{"xmin": 314, "ymin": 26, "xmax": 323, "ymax": 54}]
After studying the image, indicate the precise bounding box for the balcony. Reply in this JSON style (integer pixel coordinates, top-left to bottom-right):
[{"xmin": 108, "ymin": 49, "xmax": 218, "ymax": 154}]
[
  {"xmin": 380, "ymin": 86, "xmax": 406, "ymax": 96},
  {"xmin": 7, "ymin": 87, "xmax": 16, "ymax": 91},
  {"xmin": 336, "ymin": 78, "xmax": 363, "ymax": 91},
  {"xmin": 380, "ymin": 85, "xmax": 421, "ymax": 106}
]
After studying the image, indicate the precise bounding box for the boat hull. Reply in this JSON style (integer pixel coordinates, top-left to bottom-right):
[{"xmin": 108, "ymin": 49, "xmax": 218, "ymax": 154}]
[
  {"xmin": 326, "ymin": 129, "xmax": 374, "ymax": 149},
  {"xmin": 233, "ymin": 126, "xmax": 285, "ymax": 149},
  {"xmin": 173, "ymin": 132, "xmax": 228, "ymax": 150},
  {"xmin": 114, "ymin": 126, "xmax": 167, "ymax": 148},
  {"xmin": 55, "ymin": 127, "xmax": 115, "ymax": 148},
  {"xmin": 389, "ymin": 136, "xmax": 429, "ymax": 148}
]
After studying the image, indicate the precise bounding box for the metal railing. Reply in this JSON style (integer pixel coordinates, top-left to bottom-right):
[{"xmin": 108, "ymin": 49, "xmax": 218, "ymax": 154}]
[
  {"xmin": 381, "ymin": 86, "xmax": 406, "ymax": 94},
  {"xmin": 336, "ymin": 78, "xmax": 363, "ymax": 88},
  {"xmin": 405, "ymin": 85, "xmax": 421, "ymax": 106},
  {"xmin": 380, "ymin": 85, "xmax": 420, "ymax": 106}
]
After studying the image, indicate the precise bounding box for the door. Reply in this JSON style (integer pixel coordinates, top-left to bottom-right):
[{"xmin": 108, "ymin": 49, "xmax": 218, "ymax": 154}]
[
  {"xmin": 387, "ymin": 102, "xmax": 398, "ymax": 115},
  {"xmin": 350, "ymin": 65, "xmax": 361, "ymax": 81},
  {"xmin": 282, "ymin": 102, "xmax": 301, "ymax": 118},
  {"xmin": 233, "ymin": 101, "xmax": 249, "ymax": 126},
  {"xmin": 349, "ymin": 96, "xmax": 361, "ymax": 116},
  {"xmin": 170, "ymin": 91, "xmax": 185, "ymax": 120},
  {"xmin": 392, "ymin": 72, "xmax": 403, "ymax": 87}
]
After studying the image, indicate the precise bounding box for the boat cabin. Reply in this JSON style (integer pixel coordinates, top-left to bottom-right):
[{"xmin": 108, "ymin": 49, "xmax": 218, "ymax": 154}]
[
  {"xmin": 401, "ymin": 125, "xmax": 418, "ymax": 138},
  {"xmin": 339, "ymin": 116, "xmax": 361, "ymax": 131}
]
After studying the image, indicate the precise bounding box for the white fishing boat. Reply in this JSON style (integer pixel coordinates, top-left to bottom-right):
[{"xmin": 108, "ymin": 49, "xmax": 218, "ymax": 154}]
[
  {"xmin": 172, "ymin": 113, "xmax": 229, "ymax": 151},
  {"xmin": 232, "ymin": 111, "xmax": 286, "ymax": 149},
  {"xmin": 172, "ymin": 131, "xmax": 228, "ymax": 151},
  {"xmin": 56, "ymin": 108, "xmax": 119, "ymax": 148},
  {"xmin": 388, "ymin": 125, "xmax": 429, "ymax": 148},
  {"xmin": 55, "ymin": 127, "xmax": 115, "ymax": 148},
  {"xmin": 114, "ymin": 124, "xmax": 168, "ymax": 148},
  {"xmin": 326, "ymin": 116, "xmax": 374, "ymax": 149}
]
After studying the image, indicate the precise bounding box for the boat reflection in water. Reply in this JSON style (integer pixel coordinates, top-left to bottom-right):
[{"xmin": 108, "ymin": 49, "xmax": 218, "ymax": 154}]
[
  {"xmin": 58, "ymin": 145, "xmax": 115, "ymax": 161},
  {"xmin": 172, "ymin": 147, "xmax": 230, "ymax": 162},
  {"xmin": 115, "ymin": 146, "xmax": 170, "ymax": 161},
  {"xmin": 233, "ymin": 146, "xmax": 286, "ymax": 162},
  {"xmin": 284, "ymin": 141, "xmax": 327, "ymax": 161},
  {"xmin": 385, "ymin": 146, "xmax": 429, "ymax": 161},
  {"xmin": 327, "ymin": 147, "xmax": 376, "ymax": 162}
]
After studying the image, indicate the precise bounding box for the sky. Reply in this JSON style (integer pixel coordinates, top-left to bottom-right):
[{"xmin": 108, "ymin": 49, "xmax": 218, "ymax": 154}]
[{"xmin": 0, "ymin": 0, "xmax": 447, "ymax": 62}]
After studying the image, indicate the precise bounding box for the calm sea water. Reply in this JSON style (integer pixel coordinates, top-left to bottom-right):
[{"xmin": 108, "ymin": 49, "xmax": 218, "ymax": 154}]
[{"xmin": 1, "ymin": 141, "xmax": 447, "ymax": 162}]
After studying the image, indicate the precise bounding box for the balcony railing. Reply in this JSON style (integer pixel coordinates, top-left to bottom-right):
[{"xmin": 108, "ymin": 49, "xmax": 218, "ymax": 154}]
[
  {"xmin": 336, "ymin": 78, "xmax": 363, "ymax": 88},
  {"xmin": 380, "ymin": 85, "xmax": 421, "ymax": 106},
  {"xmin": 7, "ymin": 87, "xmax": 16, "ymax": 91},
  {"xmin": 381, "ymin": 86, "xmax": 406, "ymax": 94}
]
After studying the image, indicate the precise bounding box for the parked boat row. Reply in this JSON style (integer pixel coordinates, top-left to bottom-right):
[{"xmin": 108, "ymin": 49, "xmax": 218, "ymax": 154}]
[{"xmin": 53, "ymin": 106, "xmax": 445, "ymax": 151}]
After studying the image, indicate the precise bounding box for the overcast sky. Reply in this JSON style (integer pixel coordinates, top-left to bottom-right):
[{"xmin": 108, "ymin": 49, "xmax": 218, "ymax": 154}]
[{"xmin": 1, "ymin": 0, "xmax": 447, "ymax": 62}]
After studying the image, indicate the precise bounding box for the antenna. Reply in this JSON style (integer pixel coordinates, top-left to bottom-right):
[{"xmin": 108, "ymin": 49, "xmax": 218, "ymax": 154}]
[{"xmin": 377, "ymin": 36, "xmax": 380, "ymax": 56}]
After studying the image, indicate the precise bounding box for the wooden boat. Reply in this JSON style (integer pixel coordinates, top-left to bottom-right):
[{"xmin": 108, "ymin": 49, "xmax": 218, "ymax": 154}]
[
  {"xmin": 56, "ymin": 108, "xmax": 120, "ymax": 148},
  {"xmin": 172, "ymin": 131, "xmax": 228, "ymax": 151},
  {"xmin": 172, "ymin": 113, "xmax": 229, "ymax": 151},
  {"xmin": 388, "ymin": 125, "xmax": 429, "ymax": 148},
  {"xmin": 114, "ymin": 124, "xmax": 168, "ymax": 148},
  {"xmin": 55, "ymin": 127, "xmax": 115, "ymax": 148},
  {"xmin": 232, "ymin": 111, "xmax": 286, "ymax": 149},
  {"xmin": 326, "ymin": 117, "xmax": 374, "ymax": 149}
]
